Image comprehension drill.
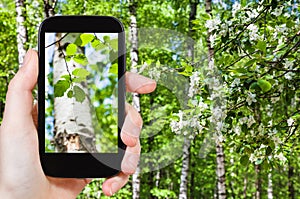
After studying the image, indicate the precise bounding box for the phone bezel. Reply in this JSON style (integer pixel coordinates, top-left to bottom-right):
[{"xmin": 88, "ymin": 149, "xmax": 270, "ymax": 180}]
[{"xmin": 38, "ymin": 16, "xmax": 126, "ymax": 178}]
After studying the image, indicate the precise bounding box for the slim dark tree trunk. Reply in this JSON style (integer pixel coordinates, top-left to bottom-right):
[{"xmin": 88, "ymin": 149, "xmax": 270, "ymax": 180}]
[
  {"xmin": 43, "ymin": 0, "xmax": 56, "ymax": 17},
  {"xmin": 15, "ymin": 0, "xmax": 28, "ymax": 67},
  {"xmin": 255, "ymin": 165, "xmax": 262, "ymax": 199},
  {"xmin": 288, "ymin": 164, "xmax": 295, "ymax": 199},
  {"xmin": 179, "ymin": 2, "xmax": 197, "ymax": 199}
]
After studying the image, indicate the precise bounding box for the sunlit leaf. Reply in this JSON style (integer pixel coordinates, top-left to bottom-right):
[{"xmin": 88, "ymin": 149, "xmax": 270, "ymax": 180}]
[
  {"xmin": 72, "ymin": 68, "xmax": 90, "ymax": 78},
  {"xmin": 91, "ymin": 39, "xmax": 106, "ymax": 51},
  {"xmin": 80, "ymin": 33, "xmax": 94, "ymax": 46},
  {"xmin": 66, "ymin": 43, "xmax": 77, "ymax": 56},
  {"xmin": 108, "ymin": 38, "xmax": 118, "ymax": 51},
  {"xmin": 103, "ymin": 35, "xmax": 110, "ymax": 43},
  {"xmin": 257, "ymin": 79, "xmax": 272, "ymax": 92},
  {"xmin": 73, "ymin": 54, "xmax": 88, "ymax": 65}
]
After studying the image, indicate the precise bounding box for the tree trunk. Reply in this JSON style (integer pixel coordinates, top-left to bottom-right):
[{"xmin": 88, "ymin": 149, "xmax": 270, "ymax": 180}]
[
  {"xmin": 178, "ymin": 2, "xmax": 197, "ymax": 199},
  {"xmin": 255, "ymin": 165, "xmax": 262, "ymax": 199},
  {"xmin": 43, "ymin": 0, "xmax": 56, "ymax": 17},
  {"xmin": 129, "ymin": 1, "xmax": 140, "ymax": 198},
  {"xmin": 288, "ymin": 165, "xmax": 295, "ymax": 199},
  {"xmin": 179, "ymin": 138, "xmax": 191, "ymax": 199},
  {"xmin": 267, "ymin": 172, "xmax": 273, "ymax": 199},
  {"xmin": 15, "ymin": 0, "xmax": 28, "ymax": 67},
  {"xmin": 216, "ymin": 143, "xmax": 226, "ymax": 199},
  {"xmin": 52, "ymin": 33, "xmax": 96, "ymax": 152},
  {"xmin": 205, "ymin": 0, "xmax": 227, "ymax": 198}
]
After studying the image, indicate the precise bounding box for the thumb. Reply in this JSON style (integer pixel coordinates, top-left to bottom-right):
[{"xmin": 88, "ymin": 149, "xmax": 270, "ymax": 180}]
[{"xmin": 1, "ymin": 49, "xmax": 38, "ymax": 133}]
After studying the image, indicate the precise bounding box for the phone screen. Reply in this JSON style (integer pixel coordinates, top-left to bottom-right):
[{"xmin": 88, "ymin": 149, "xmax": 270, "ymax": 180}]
[{"xmin": 45, "ymin": 32, "xmax": 118, "ymax": 154}]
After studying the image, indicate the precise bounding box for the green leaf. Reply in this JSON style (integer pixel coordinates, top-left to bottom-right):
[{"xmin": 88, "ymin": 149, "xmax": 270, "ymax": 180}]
[
  {"xmin": 240, "ymin": 155, "xmax": 249, "ymax": 166},
  {"xmin": 67, "ymin": 90, "xmax": 73, "ymax": 98},
  {"xmin": 73, "ymin": 85, "xmax": 86, "ymax": 103},
  {"xmin": 91, "ymin": 39, "xmax": 106, "ymax": 51},
  {"xmin": 109, "ymin": 63, "xmax": 118, "ymax": 75},
  {"xmin": 108, "ymin": 38, "xmax": 118, "ymax": 51},
  {"xmin": 61, "ymin": 74, "xmax": 71, "ymax": 81},
  {"xmin": 80, "ymin": 33, "xmax": 94, "ymax": 46},
  {"xmin": 73, "ymin": 54, "xmax": 88, "ymax": 65},
  {"xmin": 72, "ymin": 68, "xmax": 90, "ymax": 78},
  {"xmin": 266, "ymin": 146, "xmax": 272, "ymax": 156},
  {"xmin": 257, "ymin": 79, "xmax": 272, "ymax": 92},
  {"xmin": 54, "ymin": 80, "xmax": 70, "ymax": 97},
  {"xmin": 257, "ymin": 40, "xmax": 267, "ymax": 54},
  {"xmin": 103, "ymin": 35, "xmax": 110, "ymax": 43},
  {"xmin": 66, "ymin": 43, "xmax": 77, "ymax": 56}
]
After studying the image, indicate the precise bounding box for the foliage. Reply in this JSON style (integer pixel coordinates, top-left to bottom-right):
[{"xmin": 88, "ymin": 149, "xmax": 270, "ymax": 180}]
[{"xmin": 0, "ymin": 0, "xmax": 299, "ymax": 198}]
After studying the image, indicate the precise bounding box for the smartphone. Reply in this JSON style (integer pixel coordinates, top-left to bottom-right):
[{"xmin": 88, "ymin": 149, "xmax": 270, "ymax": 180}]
[{"xmin": 38, "ymin": 16, "xmax": 126, "ymax": 178}]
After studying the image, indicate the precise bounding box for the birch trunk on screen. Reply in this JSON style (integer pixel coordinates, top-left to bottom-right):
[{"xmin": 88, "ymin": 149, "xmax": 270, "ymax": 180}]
[
  {"xmin": 52, "ymin": 33, "xmax": 96, "ymax": 153},
  {"xmin": 15, "ymin": 0, "xmax": 28, "ymax": 67},
  {"xmin": 129, "ymin": 1, "xmax": 140, "ymax": 198}
]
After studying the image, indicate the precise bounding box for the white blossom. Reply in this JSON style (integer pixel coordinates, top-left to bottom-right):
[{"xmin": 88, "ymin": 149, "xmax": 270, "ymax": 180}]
[
  {"xmin": 284, "ymin": 60, "xmax": 294, "ymax": 69},
  {"xmin": 205, "ymin": 18, "xmax": 221, "ymax": 32},
  {"xmin": 209, "ymin": 34, "xmax": 217, "ymax": 47},
  {"xmin": 247, "ymin": 115, "xmax": 256, "ymax": 128},
  {"xmin": 246, "ymin": 92, "xmax": 257, "ymax": 105},
  {"xmin": 232, "ymin": 2, "xmax": 241, "ymax": 16},
  {"xmin": 284, "ymin": 72, "xmax": 293, "ymax": 80},
  {"xmin": 246, "ymin": 9, "xmax": 259, "ymax": 19},
  {"xmin": 247, "ymin": 24, "xmax": 260, "ymax": 41},
  {"xmin": 271, "ymin": 7, "xmax": 283, "ymax": 17},
  {"xmin": 188, "ymin": 71, "xmax": 201, "ymax": 97},
  {"xmin": 275, "ymin": 152, "xmax": 287, "ymax": 162},
  {"xmin": 287, "ymin": 118, "xmax": 294, "ymax": 126}
]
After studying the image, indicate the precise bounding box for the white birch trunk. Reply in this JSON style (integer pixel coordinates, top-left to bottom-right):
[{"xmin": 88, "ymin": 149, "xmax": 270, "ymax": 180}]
[
  {"xmin": 129, "ymin": 1, "xmax": 140, "ymax": 198},
  {"xmin": 15, "ymin": 0, "xmax": 28, "ymax": 67},
  {"xmin": 179, "ymin": 138, "xmax": 190, "ymax": 199},
  {"xmin": 267, "ymin": 172, "xmax": 273, "ymax": 199},
  {"xmin": 205, "ymin": 0, "xmax": 226, "ymax": 197},
  {"xmin": 53, "ymin": 33, "xmax": 96, "ymax": 152},
  {"xmin": 216, "ymin": 143, "xmax": 226, "ymax": 199}
]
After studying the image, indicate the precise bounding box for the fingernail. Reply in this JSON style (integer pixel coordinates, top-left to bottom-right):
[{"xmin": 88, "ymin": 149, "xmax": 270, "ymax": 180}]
[
  {"xmin": 22, "ymin": 50, "xmax": 33, "ymax": 67},
  {"xmin": 135, "ymin": 81, "xmax": 156, "ymax": 93},
  {"xmin": 110, "ymin": 182, "xmax": 119, "ymax": 196}
]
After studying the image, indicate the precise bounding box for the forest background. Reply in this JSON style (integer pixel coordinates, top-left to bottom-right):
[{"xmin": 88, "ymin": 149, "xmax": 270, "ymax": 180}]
[{"xmin": 0, "ymin": 0, "xmax": 299, "ymax": 198}]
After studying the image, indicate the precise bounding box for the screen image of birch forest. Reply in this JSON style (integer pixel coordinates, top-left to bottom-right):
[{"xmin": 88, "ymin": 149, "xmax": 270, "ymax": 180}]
[
  {"xmin": 0, "ymin": 0, "xmax": 300, "ymax": 198},
  {"xmin": 45, "ymin": 32, "xmax": 119, "ymax": 153}
]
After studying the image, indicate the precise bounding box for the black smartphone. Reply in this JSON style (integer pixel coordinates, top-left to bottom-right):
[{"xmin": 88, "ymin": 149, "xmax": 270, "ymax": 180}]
[{"xmin": 38, "ymin": 16, "xmax": 126, "ymax": 178}]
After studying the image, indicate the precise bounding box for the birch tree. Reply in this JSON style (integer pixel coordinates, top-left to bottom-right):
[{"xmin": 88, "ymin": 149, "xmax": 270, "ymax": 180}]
[
  {"xmin": 129, "ymin": 0, "xmax": 141, "ymax": 198},
  {"xmin": 205, "ymin": 0, "xmax": 226, "ymax": 198},
  {"xmin": 50, "ymin": 33, "xmax": 97, "ymax": 152},
  {"xmin": 15, "ymin": 0, "xmax": 28, "ymax": 67},
  {"xmin": 178, "ymin": 1, "xmax": 198, "ymax": 199}
]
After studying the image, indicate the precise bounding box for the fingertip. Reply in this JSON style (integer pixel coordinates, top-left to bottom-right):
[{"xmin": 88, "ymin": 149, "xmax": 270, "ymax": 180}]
[{"xmin": 121, "ymin": 132, "xmax": 138, "ymax": 147}]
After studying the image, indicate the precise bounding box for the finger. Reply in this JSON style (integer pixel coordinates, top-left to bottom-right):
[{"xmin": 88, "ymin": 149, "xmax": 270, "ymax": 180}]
[
  {"xmin": 121, "ymin": 103, "xmax": 142, "ymax": 147},
  {"xmin": 121, "ymin": 140, "xmax": 140, "ymax": 175},
  {"xmin": 102, "ymin": 172, "xmax": 129, "ymax": 196},
  {"xmin": 126, "ymin": 72, "xmax": 156, "ymax": 94},
  {"xmin": 2, "ymin": 50, "xmax": 38, "ymax": 133},
  {"xmin": 32, "ymin": 102, "xmax": 38, "ymax": 129}
]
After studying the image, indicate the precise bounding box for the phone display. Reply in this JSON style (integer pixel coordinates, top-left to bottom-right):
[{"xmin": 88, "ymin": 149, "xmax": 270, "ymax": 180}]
[
  {"xmin": 45, "ymin": 32, "xmax": 118, "ymax": 153},
  {"xmin": 38, "ymin": 16, "xmax": 126, "ymax": 178}
]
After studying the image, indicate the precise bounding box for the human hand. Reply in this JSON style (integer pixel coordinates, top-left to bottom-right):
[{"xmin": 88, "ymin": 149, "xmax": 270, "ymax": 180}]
[{"xmin": 0, "ymin": 49, "xmax": 156, "ymax": 198}]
